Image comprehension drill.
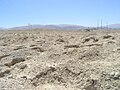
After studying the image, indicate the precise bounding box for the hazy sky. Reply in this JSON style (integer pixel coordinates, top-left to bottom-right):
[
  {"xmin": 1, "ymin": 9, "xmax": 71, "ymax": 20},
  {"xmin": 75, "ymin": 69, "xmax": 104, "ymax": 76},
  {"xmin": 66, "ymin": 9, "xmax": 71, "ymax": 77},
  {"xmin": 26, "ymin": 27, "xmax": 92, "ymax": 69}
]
[{"xmin": 0, "ymin": 0, "xmax": 120, "ymax": 28}]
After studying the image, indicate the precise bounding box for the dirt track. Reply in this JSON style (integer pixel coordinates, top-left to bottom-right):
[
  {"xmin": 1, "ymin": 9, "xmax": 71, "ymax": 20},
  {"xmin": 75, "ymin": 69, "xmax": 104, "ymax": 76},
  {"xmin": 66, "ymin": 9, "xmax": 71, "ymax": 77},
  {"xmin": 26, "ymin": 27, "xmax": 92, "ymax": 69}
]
[{"xmin": 0, "ymin": 29, "xmax": 120, "ymax": 90}]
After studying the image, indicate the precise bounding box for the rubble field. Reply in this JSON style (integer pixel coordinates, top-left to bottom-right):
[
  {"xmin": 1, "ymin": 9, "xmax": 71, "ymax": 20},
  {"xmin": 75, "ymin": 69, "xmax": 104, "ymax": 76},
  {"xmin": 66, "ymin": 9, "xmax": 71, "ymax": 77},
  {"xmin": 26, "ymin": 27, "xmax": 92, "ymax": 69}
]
[{"xmin": 0, "ymin": 29, "xmax": 120, "ymax": 90}]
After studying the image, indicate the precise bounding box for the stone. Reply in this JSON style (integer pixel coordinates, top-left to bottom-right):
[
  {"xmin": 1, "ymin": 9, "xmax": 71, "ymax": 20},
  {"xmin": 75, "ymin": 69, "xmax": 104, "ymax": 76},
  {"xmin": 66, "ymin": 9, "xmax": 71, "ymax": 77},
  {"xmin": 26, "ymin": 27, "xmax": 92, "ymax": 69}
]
[{"xmin": 5, "ymin": 58, "xmax": 25, "ymax": 67}]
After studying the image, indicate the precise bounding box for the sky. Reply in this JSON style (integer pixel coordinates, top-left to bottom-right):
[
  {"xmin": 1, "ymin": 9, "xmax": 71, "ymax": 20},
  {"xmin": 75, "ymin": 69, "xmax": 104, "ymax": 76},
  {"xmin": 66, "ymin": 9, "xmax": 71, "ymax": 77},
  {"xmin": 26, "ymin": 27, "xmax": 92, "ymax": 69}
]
[{"xmin": 0, "ymin": 0, "xmax": 120, "ymax": 28}]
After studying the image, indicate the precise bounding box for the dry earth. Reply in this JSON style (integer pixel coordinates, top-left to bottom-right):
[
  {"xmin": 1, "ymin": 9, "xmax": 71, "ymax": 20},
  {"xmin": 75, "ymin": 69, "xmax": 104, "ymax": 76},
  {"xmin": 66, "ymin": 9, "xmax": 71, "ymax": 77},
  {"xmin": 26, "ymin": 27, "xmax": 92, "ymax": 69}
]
[{"xmin": 0, "ymin": 29, "xmax": 120, "ymax": 90}]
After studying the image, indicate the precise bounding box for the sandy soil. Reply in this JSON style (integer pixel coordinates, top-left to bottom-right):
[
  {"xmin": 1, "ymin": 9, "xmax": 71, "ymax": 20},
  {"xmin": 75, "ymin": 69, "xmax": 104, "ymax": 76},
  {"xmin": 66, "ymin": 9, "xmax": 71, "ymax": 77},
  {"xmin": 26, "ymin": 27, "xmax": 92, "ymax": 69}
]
[{"xmin": 0, "ymin": 29, "xmax": 120, "ymax": 90}]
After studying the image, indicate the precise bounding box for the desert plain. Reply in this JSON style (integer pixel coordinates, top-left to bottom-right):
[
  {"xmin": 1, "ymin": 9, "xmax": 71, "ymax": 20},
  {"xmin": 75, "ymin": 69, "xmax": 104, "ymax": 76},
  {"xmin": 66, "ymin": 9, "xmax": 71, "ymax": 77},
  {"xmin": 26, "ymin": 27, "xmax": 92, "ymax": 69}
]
[{"xmin": 0, "ymin": 29, "xmax": 120, "ymax": 90}]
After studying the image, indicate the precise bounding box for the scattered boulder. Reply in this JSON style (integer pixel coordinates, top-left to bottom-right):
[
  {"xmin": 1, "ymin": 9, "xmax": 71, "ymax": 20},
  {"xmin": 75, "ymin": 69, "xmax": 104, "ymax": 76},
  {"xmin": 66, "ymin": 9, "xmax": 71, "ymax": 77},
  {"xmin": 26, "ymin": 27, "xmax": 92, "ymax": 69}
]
[
  {"xmin": 17, "ymin": 63, "xmax": 27, "ymax": 69},
  {"xmin": 4, "ymin": 58, "xmax": 25, "ymax": 67},
  {"xmin": 103, "ymin": 35, "xmax": 113, "ymax": 39},
  {"xmin": 64, "ymin": 45, "xmax": 79, "ymax": 49},
  {"xmin": 31, "ymin": 47, "xmax": 45, "ymax": 52},
  {"xmin": 56, "ymin": 38, "xmax": 65, "ymax": 42},
  {"xmin": 0, "ymin": 69, "xmax": 10, "ymax": 78},
  {"xmin": 82, "ymin": 37, "xmax": 98, "ymax": 43},
  {"xmin": 83, "ymin": 79, "xmax": 98, "ymax": 90},
  {"xmin": 109, "ymin": 71, "xmax": 120, "ymax": 80}
]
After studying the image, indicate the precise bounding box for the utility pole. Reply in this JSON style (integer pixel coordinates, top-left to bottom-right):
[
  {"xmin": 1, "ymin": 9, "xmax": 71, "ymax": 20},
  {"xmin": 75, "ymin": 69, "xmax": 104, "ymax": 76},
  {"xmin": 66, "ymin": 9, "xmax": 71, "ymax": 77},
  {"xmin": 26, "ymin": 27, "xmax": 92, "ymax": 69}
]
[
  {"xmin": 106, "ymin": 21, "xmax": 108, "ymax": 29},
  {"xmin": 101, "ymin": 19, "xmax": 103, "ymax": 29},
  {"xmin": 28, "ymin": 23, "xmax": 32, "ymax": 30},
  {"xmin": 97, "ymin": 19, "xmax": 99, "ymax": 30}
]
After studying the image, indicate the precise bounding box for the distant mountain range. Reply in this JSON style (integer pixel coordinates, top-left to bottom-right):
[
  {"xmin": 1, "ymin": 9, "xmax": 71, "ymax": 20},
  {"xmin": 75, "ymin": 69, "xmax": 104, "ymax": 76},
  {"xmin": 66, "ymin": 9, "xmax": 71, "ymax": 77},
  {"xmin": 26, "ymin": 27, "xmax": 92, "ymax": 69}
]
[
  {"xmin": 108, "ymin": 24, "xmax": 120, "ymax": 29},
  {"xmin": 0, "ymin": 27, "xmax": 4, "ymax": 30},
  {"xmin": 9, "ymin": 24, "xmax": 86, "ymax": 30},
  {"xmin": 1, "ymin": 24, "xmax": 120, "ymax": 30}
]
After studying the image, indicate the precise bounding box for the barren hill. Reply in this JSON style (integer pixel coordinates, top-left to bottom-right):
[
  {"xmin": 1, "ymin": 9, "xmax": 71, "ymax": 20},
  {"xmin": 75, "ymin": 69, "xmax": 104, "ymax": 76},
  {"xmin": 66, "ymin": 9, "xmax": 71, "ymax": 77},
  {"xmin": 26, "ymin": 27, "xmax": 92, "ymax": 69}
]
[
  {"xmin": 108, "ymin": 24, "xmax": 120, "ymax": 29},
  {"xmin": 9, "ymin": 24, "xmax": 85, "ymax": 30}
]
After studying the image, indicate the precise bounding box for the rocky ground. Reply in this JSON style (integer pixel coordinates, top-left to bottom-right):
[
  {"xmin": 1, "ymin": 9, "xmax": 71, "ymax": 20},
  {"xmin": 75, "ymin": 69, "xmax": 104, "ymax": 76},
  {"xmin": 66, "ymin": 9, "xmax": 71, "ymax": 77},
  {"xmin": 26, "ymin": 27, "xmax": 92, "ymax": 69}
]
[{"xmin": 0, "ymin": 29, "xmax": 120, "ymax": 90}]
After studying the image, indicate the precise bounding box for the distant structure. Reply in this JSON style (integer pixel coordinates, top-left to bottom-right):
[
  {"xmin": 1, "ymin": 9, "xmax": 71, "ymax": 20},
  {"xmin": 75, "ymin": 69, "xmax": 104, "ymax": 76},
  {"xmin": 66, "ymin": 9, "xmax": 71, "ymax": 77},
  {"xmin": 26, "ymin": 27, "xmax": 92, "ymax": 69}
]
[
  {"xmin": 28, "ymin": 23, "xmax": 32, "ymax": 30},
  {"xmin": 97, "ymin": 19, "xmax": 109, "ymax": 30}
]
